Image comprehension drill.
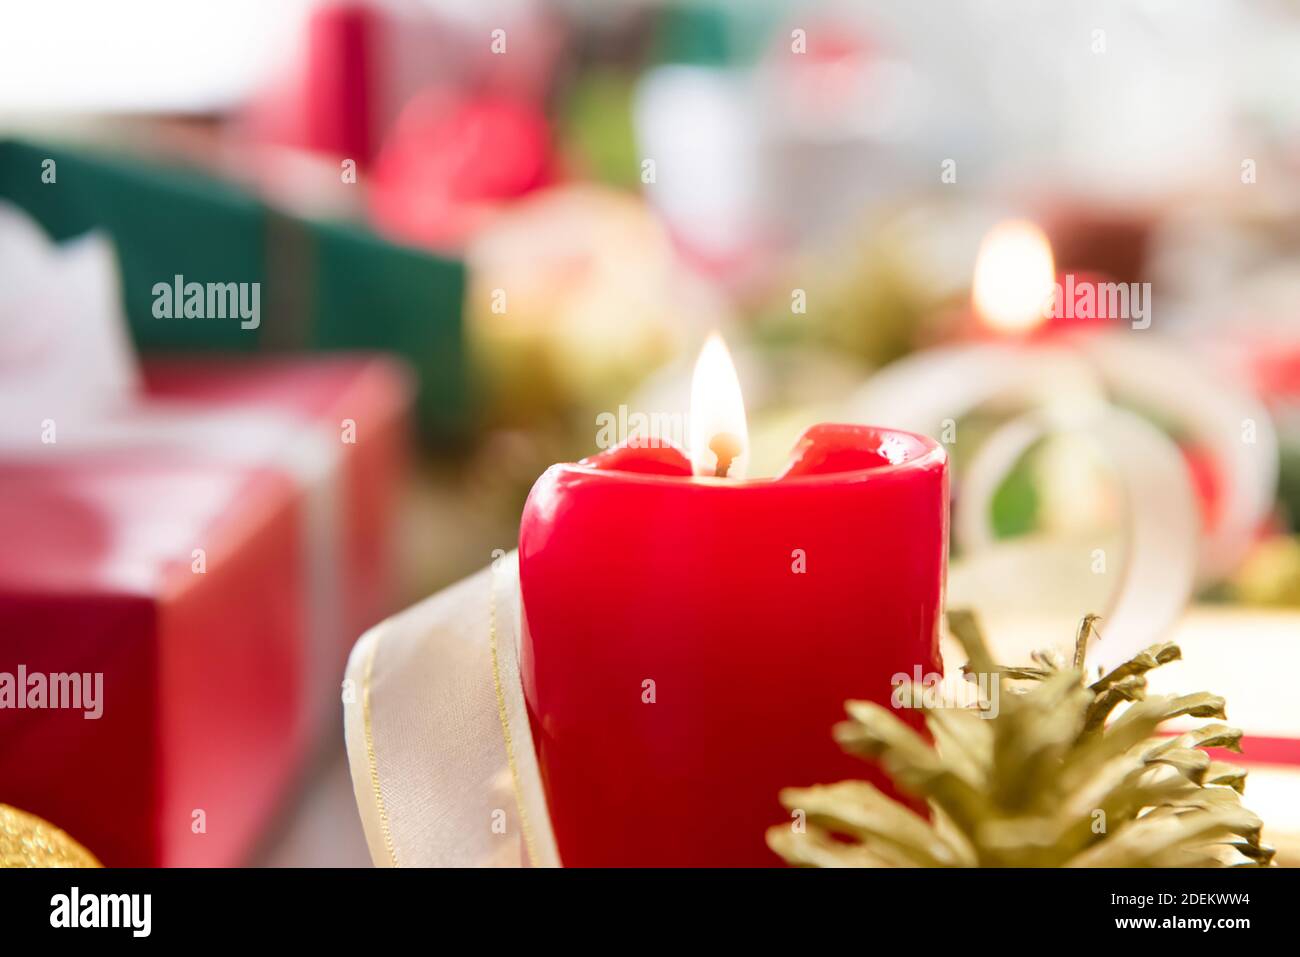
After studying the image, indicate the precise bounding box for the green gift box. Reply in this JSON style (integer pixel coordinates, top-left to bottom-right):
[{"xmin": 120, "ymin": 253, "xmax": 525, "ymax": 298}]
[{"xmin": 0, "ymin": 138, "xmax": 468, "ymax": 443}]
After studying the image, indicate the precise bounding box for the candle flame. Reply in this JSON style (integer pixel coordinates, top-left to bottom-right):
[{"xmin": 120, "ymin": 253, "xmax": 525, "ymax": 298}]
[
  {"xmin": 971, "ymin": 219, "xmax": 1055, "ymax": 335},
  {"xmin": 690, "ymin": 332, "xmax": 749, "ymax": 479}
]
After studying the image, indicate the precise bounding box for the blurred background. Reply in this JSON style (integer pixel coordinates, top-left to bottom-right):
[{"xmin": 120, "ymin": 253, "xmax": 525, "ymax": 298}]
[{"xmin": 2, "ymin": 0, "xmax": 1300, "ymax": 866}]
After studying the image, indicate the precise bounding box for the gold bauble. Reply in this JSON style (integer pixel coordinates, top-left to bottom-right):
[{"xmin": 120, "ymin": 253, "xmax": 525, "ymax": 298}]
[{"xmin": 0, "ymin": 804, "xmax": 101, "ymax": 868}]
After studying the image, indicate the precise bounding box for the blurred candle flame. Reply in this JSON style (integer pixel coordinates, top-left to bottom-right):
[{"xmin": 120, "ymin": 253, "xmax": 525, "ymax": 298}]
[
  {"xmin": 972, "ymin": 219, "xmax": 1055, "ymax": 335},
  {"xmin": 690, "ymin": 332, "xmax": 749, "ymax": 479}
]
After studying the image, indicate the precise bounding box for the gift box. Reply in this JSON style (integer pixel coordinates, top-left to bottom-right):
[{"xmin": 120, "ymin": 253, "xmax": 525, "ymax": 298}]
[
  {"xmin": 0, "ymin": 458, "xmax": 304, "ymax": 868},
  {"xmin": 0, "ymin": 355, "xmax": 412, "ymax": 867},
  {"xmin": 0, "ymin": 138, "xmax": 467, "ymax": 442},
  {"xmin": 0, "ymin": 203, "xmax": 413, "ymax": 867},
  {"xmin": 141, "ymin": 355, "xmax": 413, "ymax": 653}
]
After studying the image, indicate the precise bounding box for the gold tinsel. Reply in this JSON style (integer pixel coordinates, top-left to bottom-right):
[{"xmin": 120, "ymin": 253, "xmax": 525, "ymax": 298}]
[{"xmin": 0, "ymin": 804, "xmax": 101, "ymax": 868}]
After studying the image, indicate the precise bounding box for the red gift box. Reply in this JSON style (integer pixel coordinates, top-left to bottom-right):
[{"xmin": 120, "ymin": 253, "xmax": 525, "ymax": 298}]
[
  {"xmin": 141, "ymin": 355, "xmax": 413, "ymax": 661},
  {"xmin": 0, "ymin": 461, "xmax": 304, "ymax": 867},
  {"xmin": 0, "ymin": 355, "xmax": 411, "ymax": 866}
]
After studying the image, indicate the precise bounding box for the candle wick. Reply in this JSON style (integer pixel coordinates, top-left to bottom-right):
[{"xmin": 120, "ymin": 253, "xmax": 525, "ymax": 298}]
[{"xmin": 709, "ymin": 433, "xmax": 742, "ymax": 479}]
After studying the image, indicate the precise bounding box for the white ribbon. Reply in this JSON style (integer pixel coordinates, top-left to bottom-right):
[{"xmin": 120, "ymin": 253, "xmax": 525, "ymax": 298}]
[
  {"xmin": 955, "ymin": 404, "xmax": 1198, "ymax": 672},
  {"xmin": 342, "ymin": 551, "xmax": 559, "ymax": 867},
  {"xmin": 848, "ymin": 334, "xmax": 1276, "ymax": 668},
  {"xmin": 1074, "ymin": 334, "xmax": 1278, "ymax": 584}
]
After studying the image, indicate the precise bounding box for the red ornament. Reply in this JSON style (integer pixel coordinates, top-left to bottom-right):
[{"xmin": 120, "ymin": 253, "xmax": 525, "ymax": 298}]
[{"xmin": 370, "ymin": 90, "xmax": 552, "ymax": 250}]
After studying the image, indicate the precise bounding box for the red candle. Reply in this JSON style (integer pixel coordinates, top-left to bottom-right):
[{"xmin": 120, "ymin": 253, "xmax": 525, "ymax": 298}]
[{"xmin": 519, "ymin": 339, "xmax": 948, "ymax": 866}]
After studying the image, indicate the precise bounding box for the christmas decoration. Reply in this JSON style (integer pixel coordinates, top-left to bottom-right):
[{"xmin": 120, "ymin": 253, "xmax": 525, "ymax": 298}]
[
  {"xmin": 1228, "ymin": 535, "xmax": 1300, "ymax": 608},
  {"xmin": 0, "ymin": 203, "xmax": 414, "ymax": 866},
  {"xmin": 0, "ymin": 804, "xmax": 100, "ymax": 868},
  {"xmin": 768, "ymin": 612, "xmax": 1273, "ymax": 867}
]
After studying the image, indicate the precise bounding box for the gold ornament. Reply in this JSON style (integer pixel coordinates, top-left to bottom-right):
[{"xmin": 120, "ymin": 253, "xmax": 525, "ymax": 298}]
[
  {"xmin": 1229, "ymin": 534, "xmax": 1300, "ymax": 607},
  {"xmin": 0, "ymin": 804, "xmax": 101, "ymax": 868},
  {"xmin": 768, "ymin": 612, "xmax": 1273, "ymax": 867}
]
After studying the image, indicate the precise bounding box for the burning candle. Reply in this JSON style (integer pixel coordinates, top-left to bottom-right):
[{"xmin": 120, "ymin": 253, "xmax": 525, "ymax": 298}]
[
  {"xmin": 969, "ymin": 218, "xmax": 1124, "ymax": 338},
  {"xmin": 518, "ymin": 334, "xmax": 948, "ymax": 866},
  {"xmin": 850, "ymin": 219, "xmax": 1275, "ymax": 673},
  {"xmin": 970, "ymin": 218, "xmax": 1056, "ymax": 337}
]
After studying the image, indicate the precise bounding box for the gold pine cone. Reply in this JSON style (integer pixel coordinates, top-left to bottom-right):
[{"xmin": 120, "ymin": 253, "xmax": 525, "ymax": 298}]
[{"xmin": 768, "ymin": 612, "xmax": 1273, "ymax": 868}]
